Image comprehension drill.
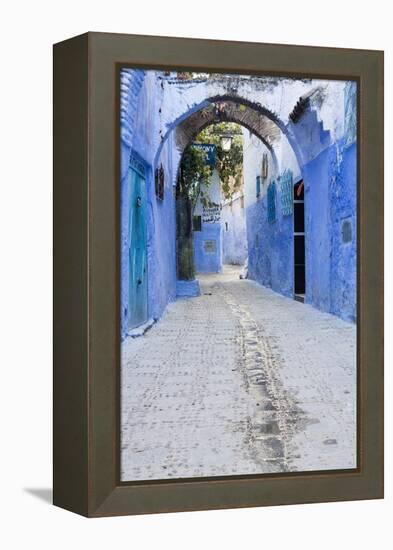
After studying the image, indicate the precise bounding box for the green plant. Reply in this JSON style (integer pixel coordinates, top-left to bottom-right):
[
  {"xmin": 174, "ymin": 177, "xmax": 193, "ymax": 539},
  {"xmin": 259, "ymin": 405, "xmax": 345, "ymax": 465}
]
[
  {"xmin": 195, "ymin": 123, "xmax": 243, "ymax": 200},
  {"xmin": 176, "ymin": 122, "xmax": 244, "ymax": 281},
  {"xmin": 177, "ymin": 145, "xmax": 212, "ymax": 207}
]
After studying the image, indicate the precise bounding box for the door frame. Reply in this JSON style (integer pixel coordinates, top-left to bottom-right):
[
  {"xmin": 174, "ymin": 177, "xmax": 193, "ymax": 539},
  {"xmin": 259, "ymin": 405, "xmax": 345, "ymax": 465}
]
[
  {"xmin": 127, "ymin": 150, "xmax": 150, "ymax": 330},
  {"xmin": 293, "ymin": 177, "xmax": 306, "ymax": 303}
]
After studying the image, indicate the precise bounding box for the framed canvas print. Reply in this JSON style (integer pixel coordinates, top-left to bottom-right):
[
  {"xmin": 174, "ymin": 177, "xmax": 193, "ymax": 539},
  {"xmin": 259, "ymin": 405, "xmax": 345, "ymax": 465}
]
[{"xmin": 53, "ymin": 32, "xmax": 384, "ymax": 517}]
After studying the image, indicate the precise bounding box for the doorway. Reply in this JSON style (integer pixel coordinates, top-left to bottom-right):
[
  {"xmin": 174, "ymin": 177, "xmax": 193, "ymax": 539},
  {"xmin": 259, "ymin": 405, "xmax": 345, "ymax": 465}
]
[
  {"xmin": 293, "ymin": 179, "xmax": 305, "ymax": 302},
  {"xmin": 128, "ymin": 156, "xmax": 148, "ymax": 329}
]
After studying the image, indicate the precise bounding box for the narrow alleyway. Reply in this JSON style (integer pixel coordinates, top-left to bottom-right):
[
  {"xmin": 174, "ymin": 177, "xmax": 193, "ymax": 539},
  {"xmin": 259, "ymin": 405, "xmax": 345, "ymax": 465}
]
[{"xmin": 121, "ymin": 267, "xmax": 356, "ymax": 481}]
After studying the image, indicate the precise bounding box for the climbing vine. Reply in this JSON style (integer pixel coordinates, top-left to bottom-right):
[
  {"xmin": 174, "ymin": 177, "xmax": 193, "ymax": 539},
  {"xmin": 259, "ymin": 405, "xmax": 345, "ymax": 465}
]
[
  {"xmin": 176, "ymin": 122, "xmax": 244, "ymax": 281},
  {"xmin": 177, "ymin": 145, "xmax": 212, "ymax": 208},
  {"xmin": 195, "ymin": 122, "xmax": 243, "ymax": 200},
  {"xmin": 177, "ymin": 122, "xmax": 244, "ymax": 205}
]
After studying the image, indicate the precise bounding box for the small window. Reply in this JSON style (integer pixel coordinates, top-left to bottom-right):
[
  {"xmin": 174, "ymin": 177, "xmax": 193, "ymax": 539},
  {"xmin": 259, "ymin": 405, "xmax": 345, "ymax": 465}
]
[
  {"xmin": 193, "ymin": 215, "xmax": 202, "ymax": 232},
  {"xmin": 225, "ymin": 222, "xmax": 228, "ymax": 231},
  {"xmin": 256, "ymin": 175, "xmax": 261, "ymax": 198},
  {"xmin": 262, "ymin": 153, "xmax": 268, "ymax": 179},
  {"xmin": 341, "ymin": 218, "xmax": 352, "ymax": 243}
]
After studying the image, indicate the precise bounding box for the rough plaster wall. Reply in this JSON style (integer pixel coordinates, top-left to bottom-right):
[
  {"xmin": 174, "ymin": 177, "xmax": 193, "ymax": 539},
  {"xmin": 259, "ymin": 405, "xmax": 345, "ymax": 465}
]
[
  {"xmin": 128, "ymin": 71, "xmax": 169, "ymax": 167},
  {"xmin": 242, "ymin": 133, "xmax": 275, "ymax": 207},
  {"xmin": 246, "ymin": 196, "xmax": 294, "ymax": 298},
  {"xmin": 242, "ymin": 130, "xmax": 299, "ymax": 204},
  {"xmin": 329, "ymin": 141, "xmax": 357, "ymax": 322},
  {"xmin": 314, "ymin": 80, "xmax": 347, "ymax": 144},
  {"xmin": 287, "ymin": 108, "xmax": 331, "ymax": 166},
  {"xmin": 330, "ymin": 81, "xmax": 357, "ymax": 322},
  {"xmin": 275, "ymin": 134, "xmax": 302, "ymax": 182},
  {"xmin": 120, "ymin": 70, "xmax": 178, "ymax": 338},
  {"xmin": 302, "ymin": 141, "xmax": 356, "ymax": 321},
  {"xmin": 147, "ymin": 133, "xmax": 177, "ymax": 321},
  {"xmin": 120, "ymin": 69, "xmax": 146, "ymax": 339},
  {"xmin": 244, "ymin": 140, "xmax": 356, "ymax": 321},
  {"xmin": 221, "ymin": 195, "xmax": 248, "ymax": 265},
  {"xmin": 120, "ymin": 69, "xmax": 146, "ymax": 151},
  {"xmin": 127, "ymin": 72, "xmax": 178, "ymax": 324},
  {"xmin": 302, "ymin": 83, "xmax": 357, "ymax": 322},
  {"xmin": 242, "ymin": 130, "xmax": 295, "ymax": 297},
  {"xmin": 241, "ymin": 84, "xmax": 356, "ymax": 322},
  {"xmin": 157, "ymin": 75, "xmax": 347, "ymax": 168},
  {"xmin": 303, "ymin": 147, "xmax": 332, "ymax": 312}
]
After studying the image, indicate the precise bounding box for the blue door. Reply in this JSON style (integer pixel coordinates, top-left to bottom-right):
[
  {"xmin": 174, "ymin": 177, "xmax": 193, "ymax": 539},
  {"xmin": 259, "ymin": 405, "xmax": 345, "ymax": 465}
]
[{"xmin": 128, "ymin": 156, "xmax": 148, "ymax": 330}]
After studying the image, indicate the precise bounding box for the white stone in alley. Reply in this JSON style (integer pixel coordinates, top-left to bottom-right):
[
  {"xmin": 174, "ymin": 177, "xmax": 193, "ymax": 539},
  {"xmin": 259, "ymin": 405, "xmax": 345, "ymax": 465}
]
[{"xmin": 121, "ymin": 267, "xmax": 356, "ymax": 481}]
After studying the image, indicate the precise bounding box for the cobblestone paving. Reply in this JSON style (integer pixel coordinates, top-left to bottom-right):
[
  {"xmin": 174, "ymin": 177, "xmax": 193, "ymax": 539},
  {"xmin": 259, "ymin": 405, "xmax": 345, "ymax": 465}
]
[{"xmin": 121, "ymin": 266, "xmax": 356, "ymax": 481}]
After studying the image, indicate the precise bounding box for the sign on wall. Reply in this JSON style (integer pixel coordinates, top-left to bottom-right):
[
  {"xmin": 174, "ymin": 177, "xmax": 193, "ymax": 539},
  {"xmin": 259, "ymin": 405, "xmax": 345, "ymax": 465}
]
[
  {"xmin": 191, "ymin": 143, "xmax": 216, "ymax": 166},
  {"xmin": 203, "ymin": 240, "xmax": 217, "ymax": 253},
  {"xmin": 202, "ymin": 204, "xmax": 221, "ymax": 223},
  {"xmin": 280, "ymin": 170, "xmax": 293, "ymax": 216},
  {"xmin": 267, "ymin": 181, "xmax": 277, "ymax": 223}
]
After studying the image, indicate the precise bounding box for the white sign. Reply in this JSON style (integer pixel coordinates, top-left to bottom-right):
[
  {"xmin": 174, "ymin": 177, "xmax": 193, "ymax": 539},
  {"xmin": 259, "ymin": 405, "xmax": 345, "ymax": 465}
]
[{"xmin": 202, "ymin": 205, "xmax": 221, "ymax": 224}]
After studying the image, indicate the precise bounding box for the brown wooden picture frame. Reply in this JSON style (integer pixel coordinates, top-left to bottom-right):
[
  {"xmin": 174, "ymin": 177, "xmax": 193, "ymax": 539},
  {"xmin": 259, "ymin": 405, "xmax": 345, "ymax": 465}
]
[{"xmin": 53, "ymin": 32, "xmax": 384, "ymax": 517}]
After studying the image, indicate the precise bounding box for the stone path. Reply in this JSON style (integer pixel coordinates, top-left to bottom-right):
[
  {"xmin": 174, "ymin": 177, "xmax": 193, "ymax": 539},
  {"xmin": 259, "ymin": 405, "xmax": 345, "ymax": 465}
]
[{"xmin": 121, "ymin": 266, "xmax": 357, "ymax": 481}]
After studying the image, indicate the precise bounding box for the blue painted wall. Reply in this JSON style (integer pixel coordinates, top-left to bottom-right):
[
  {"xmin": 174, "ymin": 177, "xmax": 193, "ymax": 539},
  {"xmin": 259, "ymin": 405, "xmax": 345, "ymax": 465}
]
[
  {"xmin": 329, "ymin": 141, "xmax": 357, "ymax": 322},
  {"xmin": 302, "ymin": 141, "xmax": 356, "ymax": 321},
  {"xmin": 194, "ymin": 223, "xmax": 222, "ymax": 273},
  {"xmin": 193, "ymin": 170, "xmax": 222, "ymax": 273},
  {"xmin": 246, "ymin": 184, "xmax": 294, "ymax": 298},
  {"xmin": 245, "ymin": 141, "xmax": 356, "ymax": 322},
  {"xmin": 303, "ymin": 147, "xmax": 333, "ymax": 313},
  {"xmin": 120, "ymin": 69, "xmax": 146, "ymax": 340},
  {"xmin": 146, "ymin": 138, "xmax": 177, "ymax": 322},
  {"xmin": 244, "ymin": 81, "xmax": 357, "ymax": 323},
  {"xmin": 222, "ymin": 196, "xmax": 248, "ymax": 265},
  {"xmin": 120, "ymin": 70, "xmax": 177, "ymax": 339}
]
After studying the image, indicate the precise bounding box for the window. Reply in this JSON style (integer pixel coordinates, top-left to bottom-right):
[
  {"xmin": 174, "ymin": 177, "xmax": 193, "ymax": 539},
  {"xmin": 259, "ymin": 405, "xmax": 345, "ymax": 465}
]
[
  {"xmin": 294, "ymin": 179, "xmax": 304, "ymax": 201},
  {"xmin": 256, "ymin": 175, "xmax": 261, "ymax": 198},
  {"xmin": 193, "ymin": 215, "xmax": 202, "ymax": 232},
  {"xmin": 293, "ymin": 179, "xmax": 305, "ymax": 298},
  {"xmin": 262, "ymin": 152, "xmax": 268, "ymax": 179},
  {"xmin": 267, "ymin": 181, "xmax": 277, "ymax": 223},
  {"xmin": 155, "ymin": 163, "xmax": 165, "ymax": 201},
  {"xmin": 341, "ymin": 218, "xmax": 352, "ymax": 243}
]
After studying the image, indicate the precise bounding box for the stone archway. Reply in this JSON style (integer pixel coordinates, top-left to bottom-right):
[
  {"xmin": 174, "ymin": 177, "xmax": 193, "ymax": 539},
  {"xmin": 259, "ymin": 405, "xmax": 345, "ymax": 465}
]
[
  {"xmin": 155, "ymin": 96, "xmax": 304, "ymax": 297},
  {"xmin": 154, "ymin": 93, "xmax": 310, "ymax": 178}
]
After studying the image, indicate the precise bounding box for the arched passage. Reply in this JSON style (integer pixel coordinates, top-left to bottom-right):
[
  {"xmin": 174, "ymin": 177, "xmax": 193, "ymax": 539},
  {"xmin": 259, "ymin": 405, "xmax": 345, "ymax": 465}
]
[
  {"xmin": 175, "ymin": 120, "xmax": 253, "ymax": 285},
  {"xmin": 155, "ymin": 97, "xmax": 304, "ymax": 301},
  {"xmin": 154, "ymin": 94, "xmax": 306, "ymax": 174}
]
